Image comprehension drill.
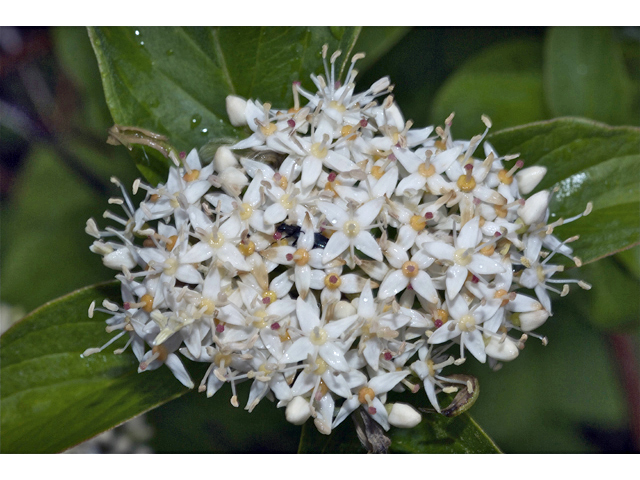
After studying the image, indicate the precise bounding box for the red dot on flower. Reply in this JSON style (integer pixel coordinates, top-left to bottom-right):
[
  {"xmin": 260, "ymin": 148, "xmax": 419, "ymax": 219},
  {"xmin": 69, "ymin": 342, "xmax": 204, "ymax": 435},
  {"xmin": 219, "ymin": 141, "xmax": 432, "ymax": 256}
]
[
  {"xmin": 425, "ymin": 212, "xmax": 434, "ymax": 219},
  {"xmin": 123, "ymin": 302, "xmax": 131, "ymax": 310},
  {"xmin": 328, "ymin": 172, "xmax": 337, "ymax": 182},
  {"xmin": 271, "ymin": 322, "xmax": 281, "ymax": 330},
  {"xmin": 274, "ymin": 232, "xmax": 282, "ymax": 240},
  {"xmin": 407, "ymin": 284, "xmax": 413, "ymax": 290},
  {"xmin": 216, "ymin": 323, "xmax": 225, "ymax": 333},
  {"xmin": 262, "ymin": 297, "xmax": 271, "ymax": 304},
  {"xmin": 286, "ymin": 253, "xmax": 294, "ymax": 261},
  {"xmin": 368, "ymin": 406, "xmax": 377, "ymax": 415},
  {"xmin": 464, "ymin": 163, "xmax": 473, "ymax": 171},
  {"xmin": 179, "ymin": 151, "xmax": 186, "ymax": 159},
  {"xmin": 287, "ymin": 119, "xmax": 296, "ymax": 128},
  {"xmin": 384, "ymin": 352, "xmax": 393, "ymax": 361},
  {"xmin": 494, "ymin": 231, "xmax": 502, "ymax": 237},
  {"xmin": 471, "ymin": 275, "xmax": 479, "ymax": 284},
  {"xmin": 388, "ymin": 153, "xmax": 397, "ymax": 161},
  {"xmin": 435, "ymin": 319, "xmax": 443, "ymax": 328},
  {"xmin": 360, "ymin": 119, "xmax": 368, "ymax": 128}
]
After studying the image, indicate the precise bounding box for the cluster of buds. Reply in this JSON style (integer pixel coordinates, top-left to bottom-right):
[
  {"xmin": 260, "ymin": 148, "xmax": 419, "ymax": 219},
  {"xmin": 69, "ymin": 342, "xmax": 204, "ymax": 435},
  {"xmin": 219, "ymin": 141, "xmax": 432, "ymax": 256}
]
[{"xmin": 85, "ymin": 46, "xmax": 591, "ymax": 435}]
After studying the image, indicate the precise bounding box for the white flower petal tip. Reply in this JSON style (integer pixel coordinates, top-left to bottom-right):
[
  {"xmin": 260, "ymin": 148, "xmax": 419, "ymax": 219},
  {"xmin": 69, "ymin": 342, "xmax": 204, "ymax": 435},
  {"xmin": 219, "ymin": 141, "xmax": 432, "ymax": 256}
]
[
  {"xmin": 518, "ymin": 190, "xmax": 550, "ymax": 225},
  {"xmin": 484, "ymin": 336, "xmax": 519, "ymax": 362},
  {"xmin": 516, "ymin": 166, "xmax": 547, "ymax": 194},
  {"xmin": 387, "ymin": 403, "xmax": 422, "ymax": 428},
  {"xmin": 285, "ymin": 396, "xmax": 312, "ymax": 425},
  {"xmin": 225, "ymin": 95, "xmax": 248, "ymax": 127}
]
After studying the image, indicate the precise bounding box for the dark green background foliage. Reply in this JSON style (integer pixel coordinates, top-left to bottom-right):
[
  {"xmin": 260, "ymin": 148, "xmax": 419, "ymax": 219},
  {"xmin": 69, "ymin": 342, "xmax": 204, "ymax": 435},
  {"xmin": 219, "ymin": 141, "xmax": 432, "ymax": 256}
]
[{"xmin": 1, "ymin": 27, "xmax": 638, "ymax": 453}]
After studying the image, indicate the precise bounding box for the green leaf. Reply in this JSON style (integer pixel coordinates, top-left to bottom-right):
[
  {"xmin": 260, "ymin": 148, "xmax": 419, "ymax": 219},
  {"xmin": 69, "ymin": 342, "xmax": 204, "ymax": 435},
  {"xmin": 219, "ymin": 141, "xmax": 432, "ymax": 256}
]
[
  {"xmin": 581, "ymin": 257, "xmax": 640, "ymax": 331},
  {"xmin": 352, "ymin": 27, "xmax": 411, "ymax": 74},
  {"xmin": 0, "ymin": 282, "xmax": 195, "ymax": 453},
  {"xmin": 430, "ymin": 39, "xmax": 547, "ymax": 139},
  {"xmin": 298, "ymin": 409, "xmax": 500, "ymax": 453},
  {"xmin": 544, "ymin": 27, "xmax": 634, "ymax": 125},
  {"xmin": 487, "ymin": 118, "xmax": 640, "ymax": 264},
  {"xmin": 88, "ymin": 27, "xmax": 361, "ymax": 184}
]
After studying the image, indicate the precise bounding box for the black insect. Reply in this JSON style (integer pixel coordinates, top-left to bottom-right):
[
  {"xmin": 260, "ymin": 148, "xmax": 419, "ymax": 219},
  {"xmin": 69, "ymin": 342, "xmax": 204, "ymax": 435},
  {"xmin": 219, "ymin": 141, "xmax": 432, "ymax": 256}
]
[{"xmin": 276, "ymin": 223, "xmax": 328, "ymax": 249}]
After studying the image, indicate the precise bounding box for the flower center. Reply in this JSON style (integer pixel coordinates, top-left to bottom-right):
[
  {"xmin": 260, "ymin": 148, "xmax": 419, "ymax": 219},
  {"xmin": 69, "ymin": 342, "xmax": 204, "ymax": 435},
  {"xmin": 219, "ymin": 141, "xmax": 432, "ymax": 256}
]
[
  {"xmin": 358, "ymin": 386, "xmax": 375, "ymax": 405},
  {"xmin": 343, "ymin": 220, "xmax": 360, "ymax": 238},
  {"xmin": 163, "ymin": 257, "xmax": 178, "ymax": 275},
  {"xmin": 370, "ymin": 165, "xmax": 385, "ymax": 179},
  {"xmin": 310, "ymin": 326, "xmax": 328, "ymax": 345},
  {"xmin": 239, "ymin": 203, "xmax": 253, "ymax": 220},
  {"xmin": 310, "ymin": 142, "xmax": 328, "ymax": 159},
  {"xmin": 457, "ymin": 164, "xmax": 476, "ymax": 192},
  {"xmin": 280, "ymin": 193, "xmax": 295, "ymax": 210},
  {"xmin": 401, "ymin": 261, "xmax": 420, "ymax": 278},
  {"xmin": 200, "ymin": 298, "xmax": 216, "ymax": 315},
  {"xmin": 293, "ymin": 248, "xmax": 310, "ymax": 266},
  {"xmin": 324, "ymin": 273, "xmax": 342, "ymax": 289},
  {"xmin": 453, "ymin": 248, "xmax": 473, "ymax": 266},
  {"xmin": 183, "ymin": 169, "xmax": 200, "ymax": 182},
  {"xmin": 141, "ymin": 294, "xmax": 154, "ymax": 312},
  {"xmin": 418, "ymin": 163, "xmax": 435, "ymax": 177},
  {"xmin": 238, "ymin": 240, "xmax": 256, "ymax": 256},
  {"xmin": 458, "ymin": 314, "xmax": 476, "ymax": 332},
  {"xmin": 330, "ymin": 100, "xmax": 346, "ymax": 113},
  {"xmin": 409, "ymin": 215, "xmax": 427, "ymax": 231}
]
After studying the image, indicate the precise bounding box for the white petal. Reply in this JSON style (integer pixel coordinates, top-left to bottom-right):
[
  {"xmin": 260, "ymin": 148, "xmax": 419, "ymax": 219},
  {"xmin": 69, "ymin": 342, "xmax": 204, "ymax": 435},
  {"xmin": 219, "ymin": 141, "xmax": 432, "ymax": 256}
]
[
  {"xmin": 263, "ymin": 203, "xmax": 288, "ymax": 225},
  {"xmin": 355, "ymin": 198, "xmax": 384, "ymax": 226},
  {"xmin": 457, "ymin": 216, "xmax": 481, "ymax": 249},
  {"xmin": 462, "ymin": 330, "xmax": 486, "ymax": 363},
  {"xmin": 411, "ymin": 271, "xmax": 438, "ymax": 304},
  {"xmin": 323, "ymin": 232, "xmax": 350, "ymax": 264},
  {"xmin": 445, "ymin": 265, "xmax": 468, "ymax": 299},
  {"xmin": 378, "ymin": 270, "xmax": 410, "ymax": 299},
  {"xmin": 319, "ymin": 343, "xmax": 350, "ymax": 372},
  {"xmin": 317, "ymin": 201, "xmax": 349, "ymax": 227},
  {"xmin": 354, "ymin": 231, "xmax": 383, "ymax": 261},
  {"xmin": 301, "ymin": 155, "xmax": 323, "ymax": 188},
  {"xmin": 283, "ymin": 337, "xmax": 315, "ymax": 364},
  {"xmin": 468, "ymin": 254, "xmax": 506, "ymax": 275}
]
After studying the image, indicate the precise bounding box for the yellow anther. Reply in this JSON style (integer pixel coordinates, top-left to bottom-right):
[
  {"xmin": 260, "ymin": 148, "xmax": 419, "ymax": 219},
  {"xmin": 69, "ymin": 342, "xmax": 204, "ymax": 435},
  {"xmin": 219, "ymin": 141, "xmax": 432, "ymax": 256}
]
[
  {"xmin": 324, "ymin": 273, "xmax": 342, "ymax": 290},
  {"xmin": 457, "ymin": 174, "xmax": 476, "ymax": 193},
  {"xmin": 278, "ymin": 175, "xmax": 288, "ymax": 190},
  {"xmin": 401, "ymin": 261, "xmax": 420, "ymax": 278},
  {"xmin": 238, "ymin": 240, "xmax": 256, "ymax": 256},
  {"xmin": 310, "ymin": 142, "xmax": 328, "ymax": 159},
  {"xmin": 370, "ymin": 165, "xmax": 385, "ymax": 179},
  {"xmin": 293, "ymin": 248, "xmax": 310, "ymax": 266},
  {"xmin": 497, "ymin": 169, "xmax": 513, "ymax": 185},
  {"xmin": 418, "ymin": 163, "xmax": 436, "ymax": 177},
  {"xmin": 434, "ymin": 139, "xmax": 447, "ymax": 150},
  {"xmin": 341, "ymin": 125, "xmax": 355, "ymax": 137},
  {"xmin": 409, "ymin": 215, "xmax": 427, "ymax": 231},
  {"xmin": 358, "ymin": 387, "xmax": 375, "ymax": 405},
  {"xmin": 279, "ymin": 329, "xmax": 291, "ymax": 342},
  {"xmin": 143, "ymin": 237, "xmax": 155, "ymax": 248},
  {"xmin": 166, "ymin": 235, "xmax": 178, "ymax": 251},
  {"xmin": 183, "ymin": 169, "xmax": 200, "ymax": 182},
  {"xmin": 427, "ymin": 359, "xmax": 436, "ymax": 377},
  {"xmin": 149, "ymin": 193, "xmax": 160, "ymax": 202},
  {"xmin": 141, "ymin": 294, "xmax": 154, "ymax": 313},
  {"xmin": 494, "ymin": 289, "xmax": 508, "ymax": 298},
  {"xmin": 239, "ymin": 203, "xmax": 254, "ymax": 220},
  {"xmin": 151, "ymin": 344, "xmax": 169, "ymax": 362},
  {"xmin": 318, "ymin": 379, "xmax": 329, "ymax": 396},
  {"xmin": 276, "ymin": 238, "xmax": 289, "ymax": 247}
]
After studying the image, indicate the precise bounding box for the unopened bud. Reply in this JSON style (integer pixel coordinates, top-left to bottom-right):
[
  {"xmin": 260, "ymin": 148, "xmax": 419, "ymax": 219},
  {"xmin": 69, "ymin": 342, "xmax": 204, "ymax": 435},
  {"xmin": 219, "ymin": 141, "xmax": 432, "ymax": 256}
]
[
  {"xmin": 485, "ymin": 335, "xmax": 519, "ymax": 361},
  {"xmin": 516, "ymin": 166, "xmax": 547, "ymax": 194},
  {"xmin": 518, "ymin": 190, "xmax": 550, "ymax": 225},
  {"xmin": 285, "ymin": 396, "xmax": 312, "ymax": 425},
  {"xmin": 226, "ymin": 95, "xmax": 248, "ymax": 127},
  {"xmin": 214, "ymin": 146, "xmax": 239, "ymax": 172},
  {"xmin": 517, "ymin": 309, "xmax": 550, "ymax": 331},
  {"xmin": 334, "ymin": 300, "xmax": 356, "ymax": 320},
  {"xmin": 387, "ymin": 403, "xmax": 422, "ymax": 428}
]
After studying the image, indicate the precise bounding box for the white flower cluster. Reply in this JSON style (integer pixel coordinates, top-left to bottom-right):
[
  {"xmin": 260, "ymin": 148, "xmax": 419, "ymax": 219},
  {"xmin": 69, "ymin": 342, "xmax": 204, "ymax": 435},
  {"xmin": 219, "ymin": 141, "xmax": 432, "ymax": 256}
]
[{"xmin": 85, "ymin": 46, "xmax": 592, "ymax": 435}]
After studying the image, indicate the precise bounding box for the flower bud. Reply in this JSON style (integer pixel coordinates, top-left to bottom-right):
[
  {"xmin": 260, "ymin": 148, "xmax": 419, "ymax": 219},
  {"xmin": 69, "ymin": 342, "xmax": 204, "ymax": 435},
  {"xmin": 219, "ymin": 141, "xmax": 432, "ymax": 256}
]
[
  {"xmin": 387, "ymin": 403, "xmax": 422, "ymax": 428},
  {"xmin": 518, "ymin": 190, "xmax": 550, "ymax": 225},
  {"xmin": 333, "ymin": 300, "xmax": 356, "ymax": 320},
  {"xmin": 285, "ymin": 396, "xmax": 312, "ymax": 425},
  {"xmin": 485, "ymin": 335, "xmax": 519, "ymax": 361},
  {"xmin": 103, "ymin": 247, "xmax": 137, "ymax": 270},
  {"xmin": 226, "ymin": 95, "xmax": 248, "ymax": 127},
  {"xmin": 516, "ymin": 166, "xmax": 547, "ymax": 195},
  {"xmin": 218, "ymin": 168, "xmax": 249, "ymax": 197},
  {"xmin": 214, "ymin": 146, "xmax": 239, "ymax": 173},
  {"xmin": 517, "ymin": 309, "xmax": 550, "ymax": 331}
]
